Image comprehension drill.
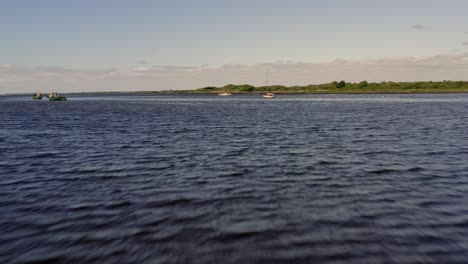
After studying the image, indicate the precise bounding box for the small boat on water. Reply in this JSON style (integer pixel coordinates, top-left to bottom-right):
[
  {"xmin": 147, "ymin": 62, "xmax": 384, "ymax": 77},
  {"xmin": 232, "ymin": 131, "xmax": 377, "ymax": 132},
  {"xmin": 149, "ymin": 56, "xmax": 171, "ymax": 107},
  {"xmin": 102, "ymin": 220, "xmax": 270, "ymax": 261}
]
[
  {"xmin": 263, "ymin": 92, "xmax": 275, "ymax": 99},
  {"xmin": 32, "ymin": 92, "xmax": 42, "ymax": 100},
  {"xmin": 262, "ymin": 69, "xmax": 275, "ymax": 98},
  {"xmin": 48, "ymin": 92, "xmax": 67, "ymax": 101},
  {"xmin": 218, "ymin": 92, "xmax": 232, "ymax": 96}
]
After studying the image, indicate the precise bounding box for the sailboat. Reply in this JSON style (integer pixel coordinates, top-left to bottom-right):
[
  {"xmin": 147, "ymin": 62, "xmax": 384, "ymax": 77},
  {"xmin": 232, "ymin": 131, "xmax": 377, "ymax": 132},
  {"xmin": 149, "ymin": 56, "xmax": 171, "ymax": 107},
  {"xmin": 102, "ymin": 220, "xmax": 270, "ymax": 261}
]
[
  {"xmin": 263, "ymin": 92, "xmax": 275, "ymax": 99},
  {"xmin": 218, "ymin": 92, "xmax": 232, "ymax": 96},
  {"xmin": 262, "ymin": 68, "xmax": 276, "ymax": 99}
]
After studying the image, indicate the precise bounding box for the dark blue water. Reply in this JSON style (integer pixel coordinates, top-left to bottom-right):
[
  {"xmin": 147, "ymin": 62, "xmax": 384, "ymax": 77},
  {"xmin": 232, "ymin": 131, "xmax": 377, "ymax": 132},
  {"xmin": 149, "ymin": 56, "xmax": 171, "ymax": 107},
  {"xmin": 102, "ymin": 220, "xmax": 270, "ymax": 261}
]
[{"xmin": 1, "ymin": 93, "xmax": 468, "ymax": 263}]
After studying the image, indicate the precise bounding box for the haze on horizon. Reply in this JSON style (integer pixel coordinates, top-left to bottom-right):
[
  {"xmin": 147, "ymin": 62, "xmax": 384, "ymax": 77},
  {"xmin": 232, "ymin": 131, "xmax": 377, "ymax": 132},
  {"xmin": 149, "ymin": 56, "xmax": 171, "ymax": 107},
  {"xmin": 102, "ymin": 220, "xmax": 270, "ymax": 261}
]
[{"xmin": 1, "ymin": 0, "xmax": 468, "ymax": 93}]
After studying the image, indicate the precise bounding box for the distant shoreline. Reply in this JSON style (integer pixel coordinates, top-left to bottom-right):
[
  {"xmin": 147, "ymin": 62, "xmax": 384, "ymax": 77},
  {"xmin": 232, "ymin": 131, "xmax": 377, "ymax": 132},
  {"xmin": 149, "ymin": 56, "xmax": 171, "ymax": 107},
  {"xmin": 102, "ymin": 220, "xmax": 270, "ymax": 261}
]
[
  {"xmin": 157, "ymin": 90, "xmax": 468, "ymax": 95},
  {"xmin": 3, "ymin": 81, "xmax": 468, "ymax": 96},
  {"xmin": 3, "ymin": 90, "xmax": 468, "ymax": 97},
  {"xmin": 163, "ymin": 81, "xmax": 468, "ymax": 94},
  {"xmin": 4, "ymin": 91, "xmax": 468, "ymax": 96}
]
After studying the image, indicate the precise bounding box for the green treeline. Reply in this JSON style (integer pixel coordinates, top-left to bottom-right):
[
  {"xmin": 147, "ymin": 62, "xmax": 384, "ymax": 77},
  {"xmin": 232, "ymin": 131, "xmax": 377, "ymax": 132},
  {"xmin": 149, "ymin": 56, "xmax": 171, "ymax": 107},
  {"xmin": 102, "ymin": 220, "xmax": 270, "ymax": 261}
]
[{"xmin": 172, "ymin": 81, "xmax": 468, "ymax": 93}]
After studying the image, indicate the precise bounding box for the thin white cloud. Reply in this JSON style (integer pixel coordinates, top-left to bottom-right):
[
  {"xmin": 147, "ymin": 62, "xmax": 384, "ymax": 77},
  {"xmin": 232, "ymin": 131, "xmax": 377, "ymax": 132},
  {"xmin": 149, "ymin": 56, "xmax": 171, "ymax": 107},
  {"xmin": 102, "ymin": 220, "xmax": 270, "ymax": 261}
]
[
  {"xmin": 411, "ymin": 24, "xmax": 432, "ymax": 31},
  {"xmin": 151, "ymin": 65, "xmax": 200, "ymax": 72},
  {"xmin": 132, "ymin": 67, "xmax": 151, "ymax": 72}
]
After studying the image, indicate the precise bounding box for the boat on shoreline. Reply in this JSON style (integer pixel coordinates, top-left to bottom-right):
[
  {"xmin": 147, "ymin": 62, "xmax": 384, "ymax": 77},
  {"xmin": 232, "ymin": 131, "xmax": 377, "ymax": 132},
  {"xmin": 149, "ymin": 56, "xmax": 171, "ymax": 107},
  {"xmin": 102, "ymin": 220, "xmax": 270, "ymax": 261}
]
[
  {"xmin": 218, "ymin": 92, "xmax": 232, "ymax": 96},
  {"xmin": 263, "ymin": 92, "xmax": 275, "ymax": 99},
  {"xmin": 48, "ymin": 92, "xmax": 67, "ymax": 101}
]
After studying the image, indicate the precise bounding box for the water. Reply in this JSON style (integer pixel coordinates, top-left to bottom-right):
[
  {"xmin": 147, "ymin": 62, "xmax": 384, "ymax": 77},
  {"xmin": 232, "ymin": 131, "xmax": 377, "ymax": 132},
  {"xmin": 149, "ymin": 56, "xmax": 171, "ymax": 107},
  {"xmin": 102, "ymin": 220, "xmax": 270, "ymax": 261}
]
[{"xmin": 1, "ymin": 93, "xmax": 468, "ymax": 263}]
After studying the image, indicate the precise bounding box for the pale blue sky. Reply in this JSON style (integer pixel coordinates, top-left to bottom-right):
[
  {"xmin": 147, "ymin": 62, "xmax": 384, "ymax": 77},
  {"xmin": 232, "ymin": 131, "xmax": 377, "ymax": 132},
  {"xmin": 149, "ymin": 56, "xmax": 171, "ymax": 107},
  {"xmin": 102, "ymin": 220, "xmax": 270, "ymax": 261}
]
[{"xmin": 1, "ymin": 0, "xmax": 468, "ymax": 92}]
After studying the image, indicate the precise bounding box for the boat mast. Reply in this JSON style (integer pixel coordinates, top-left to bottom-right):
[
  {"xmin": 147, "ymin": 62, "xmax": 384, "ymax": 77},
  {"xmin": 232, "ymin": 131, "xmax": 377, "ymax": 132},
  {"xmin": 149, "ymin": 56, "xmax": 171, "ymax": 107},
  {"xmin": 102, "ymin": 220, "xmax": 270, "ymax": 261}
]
[{"xmin": 266, "ymin": 67, "xmax": 269, "ymax": 86}]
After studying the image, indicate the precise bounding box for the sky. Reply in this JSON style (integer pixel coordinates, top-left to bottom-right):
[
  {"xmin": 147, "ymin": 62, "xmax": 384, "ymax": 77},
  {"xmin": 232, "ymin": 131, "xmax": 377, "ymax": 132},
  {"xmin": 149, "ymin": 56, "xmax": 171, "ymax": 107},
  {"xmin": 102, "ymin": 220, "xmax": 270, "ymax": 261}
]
[{"xmin": 1, "ymin": 0, "xmax": 468, "ymax": 93}]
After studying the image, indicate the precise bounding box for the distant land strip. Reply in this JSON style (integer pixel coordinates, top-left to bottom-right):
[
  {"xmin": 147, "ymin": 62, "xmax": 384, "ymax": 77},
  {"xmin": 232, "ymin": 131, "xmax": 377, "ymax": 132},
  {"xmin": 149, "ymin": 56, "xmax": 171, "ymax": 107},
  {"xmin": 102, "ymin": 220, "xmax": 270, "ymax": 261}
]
[{"xmin": 161, "ymin": 81, "xmax": 468, "ymax": 94}]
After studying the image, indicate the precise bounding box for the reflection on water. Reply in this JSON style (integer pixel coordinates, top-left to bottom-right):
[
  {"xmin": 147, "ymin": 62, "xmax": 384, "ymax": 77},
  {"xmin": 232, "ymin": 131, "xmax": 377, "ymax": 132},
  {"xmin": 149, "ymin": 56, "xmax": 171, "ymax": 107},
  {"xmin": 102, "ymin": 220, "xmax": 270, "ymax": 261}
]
[{"xmin": 1, "ymin": 94, "xmax": 468, "ymax": 263}]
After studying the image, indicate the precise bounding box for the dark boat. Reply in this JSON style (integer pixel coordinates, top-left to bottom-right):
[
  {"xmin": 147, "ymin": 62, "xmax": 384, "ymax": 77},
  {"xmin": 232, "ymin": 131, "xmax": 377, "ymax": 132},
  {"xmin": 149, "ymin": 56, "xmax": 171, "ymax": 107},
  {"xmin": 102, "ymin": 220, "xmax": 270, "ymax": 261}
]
[
  {"xmin": 48, "ymin": 92, "xmax": 67, "ymax": 101},
  {"xmin": 32, "ymin": 92, "xmax": 42, "ymax": 100}
]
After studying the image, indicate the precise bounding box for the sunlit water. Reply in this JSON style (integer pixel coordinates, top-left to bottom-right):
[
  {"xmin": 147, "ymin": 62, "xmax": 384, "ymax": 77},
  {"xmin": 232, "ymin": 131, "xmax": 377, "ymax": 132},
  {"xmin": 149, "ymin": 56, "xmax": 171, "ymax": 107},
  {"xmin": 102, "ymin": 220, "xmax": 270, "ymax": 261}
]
[{"xmin": 1, "ymin": 93, "xmax": 468, "ymax": 263}]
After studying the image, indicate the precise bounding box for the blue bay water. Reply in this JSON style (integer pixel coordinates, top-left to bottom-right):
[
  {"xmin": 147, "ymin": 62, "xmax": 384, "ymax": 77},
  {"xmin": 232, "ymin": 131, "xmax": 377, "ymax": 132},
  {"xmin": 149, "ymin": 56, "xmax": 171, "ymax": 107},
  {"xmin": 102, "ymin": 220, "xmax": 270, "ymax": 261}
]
[{"xmin": 1, "ymin": 93, "xmax": 468, "ymax": 263}]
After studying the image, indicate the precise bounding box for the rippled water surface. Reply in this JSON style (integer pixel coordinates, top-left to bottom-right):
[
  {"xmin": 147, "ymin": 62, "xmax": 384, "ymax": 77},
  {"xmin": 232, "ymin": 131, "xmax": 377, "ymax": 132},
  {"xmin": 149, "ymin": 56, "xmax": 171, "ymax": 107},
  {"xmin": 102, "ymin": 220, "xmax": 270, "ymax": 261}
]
[{"xmin": 1, "ymin": 93, "xmax": 468, "ymax": 263}]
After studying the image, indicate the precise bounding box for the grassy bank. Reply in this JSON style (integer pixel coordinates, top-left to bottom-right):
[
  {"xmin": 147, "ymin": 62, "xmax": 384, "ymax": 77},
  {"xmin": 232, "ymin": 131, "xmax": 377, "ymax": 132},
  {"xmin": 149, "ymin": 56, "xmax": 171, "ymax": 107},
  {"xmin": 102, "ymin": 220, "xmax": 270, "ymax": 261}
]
[{"xmin": 161, "ymin": 81, "xmax": 468, "ymax": 94}]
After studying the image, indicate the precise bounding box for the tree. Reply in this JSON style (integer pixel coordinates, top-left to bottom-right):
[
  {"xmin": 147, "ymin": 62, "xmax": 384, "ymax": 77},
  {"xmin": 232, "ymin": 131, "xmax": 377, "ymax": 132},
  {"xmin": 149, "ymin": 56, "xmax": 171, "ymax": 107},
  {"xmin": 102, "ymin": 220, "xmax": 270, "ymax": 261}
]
[
  {"xmin": 223, "ymin": 84, "xmax": 237, "ymax": 91},
  {"xmin": 336, "ymin": 80, "xmax": 346, "ymax": 88},
  {"xmin": 358, "ymin": 81, "xmax": 368, "ymax": 88},
  {"xmin": 238, "ymin": 84, "xmax": 255, "ymax": 92},
  {"xmin": 201, "ymin": 86, "xmax": 216, "ymax": 90}
]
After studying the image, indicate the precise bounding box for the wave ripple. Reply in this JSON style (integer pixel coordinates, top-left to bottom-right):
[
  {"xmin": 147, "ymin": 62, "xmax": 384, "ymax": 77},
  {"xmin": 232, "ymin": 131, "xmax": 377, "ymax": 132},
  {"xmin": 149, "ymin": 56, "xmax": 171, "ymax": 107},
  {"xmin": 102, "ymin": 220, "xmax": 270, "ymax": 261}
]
[{"xmin": 1, "ymin": 94, "xmax": 468, "ymax": 263}]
